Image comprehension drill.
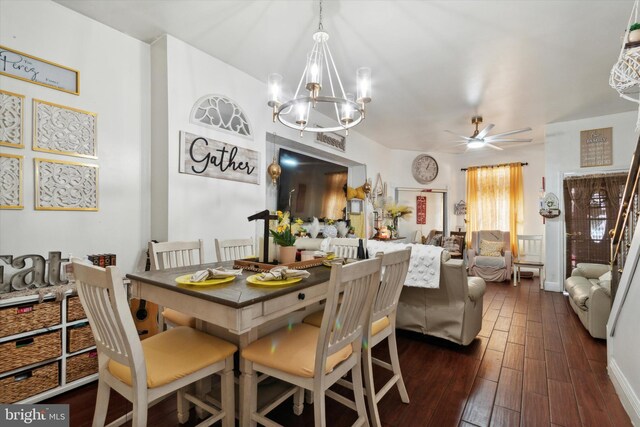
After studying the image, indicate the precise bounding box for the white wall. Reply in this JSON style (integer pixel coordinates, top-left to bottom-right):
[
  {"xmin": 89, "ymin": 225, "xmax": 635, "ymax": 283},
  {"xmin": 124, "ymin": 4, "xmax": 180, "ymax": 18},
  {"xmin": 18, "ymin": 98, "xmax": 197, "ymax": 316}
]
[
  {"xmin": 544, "ymin": 111, "xmax": 638, "ymax": 291},
  {"xmin": 0, "ymin": 0, "xmax": 150, "ymax": 275}
]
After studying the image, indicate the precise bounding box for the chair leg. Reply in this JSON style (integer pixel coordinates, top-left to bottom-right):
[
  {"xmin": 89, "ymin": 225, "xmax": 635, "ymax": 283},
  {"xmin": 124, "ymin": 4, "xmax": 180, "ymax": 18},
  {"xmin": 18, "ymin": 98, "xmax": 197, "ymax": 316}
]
[
  {"xmin": 293, "ymin": 387, "xmax": 304, "ymax": 416},
  {"xmin": 351, "ymin": 358, "xmax": 369, "ymax": 427},
  {"xmin": 92, "ymin": 379, "xmax": 110, "ymax": 427},
  {"xmin": 388, "ymin": 331, "xmax": 409, "ymax": 403},
  {"xmin": 131, "ymin": 389, "xmax": 148, "ymax": 427},
  {"xmin": 363, "ymin": 348, "xmax": 381, "ymax": 427},
  {"xmin": 312, "ymin": 384, "xmax": 326, "ymax": 427},
  {"xmin": 305, "ymin": 389, "xmax": 314, "ymax": 404},
  {"xmin": 221, "ymin": 356, "xmax": 235, "ymax": 427},
  {"xmin": 177, "ymin": 388, "xmax": 189, "ymax": 424}
]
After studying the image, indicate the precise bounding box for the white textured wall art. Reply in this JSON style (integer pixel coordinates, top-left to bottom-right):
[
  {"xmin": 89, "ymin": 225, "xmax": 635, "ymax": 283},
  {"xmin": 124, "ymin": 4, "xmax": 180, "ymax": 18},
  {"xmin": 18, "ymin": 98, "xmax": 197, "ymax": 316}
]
[
  {"xmin": 33, "ymin": 99, "xmax": 97, "ymax": 158},
  {"xmin": 0, "ymin": 153, "xmax": 23, "ymax": 209},
  {"xmin": 190, "ymin": 94, "xmax": 252, "ymax": 138},
  {"xmin": 0, "ymin": 90, "xmax": 24, "ymax": 148},
  {"xmin": 35, "ymin": 158, "xmax": 98, "ymax": 211}
]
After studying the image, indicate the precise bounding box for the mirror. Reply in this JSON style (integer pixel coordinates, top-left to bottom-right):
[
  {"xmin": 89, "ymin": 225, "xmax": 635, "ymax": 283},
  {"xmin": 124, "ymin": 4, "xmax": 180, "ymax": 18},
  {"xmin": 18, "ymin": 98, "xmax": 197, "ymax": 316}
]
[{"xmin": 394, "ymin": 188, "xmax": 448, "ymax": 242}]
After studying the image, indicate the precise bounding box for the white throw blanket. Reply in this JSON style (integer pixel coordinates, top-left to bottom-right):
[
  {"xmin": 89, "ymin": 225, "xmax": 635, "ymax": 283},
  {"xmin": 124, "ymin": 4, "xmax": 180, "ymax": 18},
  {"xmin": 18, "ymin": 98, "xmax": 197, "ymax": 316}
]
[{"xmin": 366, "ymin": 241, "xmax": 443, "ymax": 289}]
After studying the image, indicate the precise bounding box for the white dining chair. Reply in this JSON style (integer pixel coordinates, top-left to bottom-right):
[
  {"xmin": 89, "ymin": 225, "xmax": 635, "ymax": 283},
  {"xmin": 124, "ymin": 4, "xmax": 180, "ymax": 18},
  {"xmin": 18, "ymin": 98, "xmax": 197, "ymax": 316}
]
[
  {"xmin": 331, "ymin": 237, "xmax": 362, "ymax": 259},
  {"xmin": 214, "ymin": 237, "xmax": 254, "ymax": 262},
  {"xmin": 241, "ymin": 256, "xmax": 383, "ymax": 426},
  {"xmin": 72, "ymin": 260, "xmax": 237, "ymax": 427},
  {"xmin": 303, "ymin": 249, "xmax": 412, "ymax": 427},
  {"xmin": 149, "ymin": 240, "xmax": 205, "ymax": 329}
]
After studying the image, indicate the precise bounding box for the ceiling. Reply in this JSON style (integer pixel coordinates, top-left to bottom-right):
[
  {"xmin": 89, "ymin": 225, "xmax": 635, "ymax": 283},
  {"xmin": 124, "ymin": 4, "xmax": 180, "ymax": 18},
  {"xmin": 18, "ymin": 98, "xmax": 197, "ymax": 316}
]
[{"xmin": 54, "ymin": 0, "xmax": 635, "ymax": 152}]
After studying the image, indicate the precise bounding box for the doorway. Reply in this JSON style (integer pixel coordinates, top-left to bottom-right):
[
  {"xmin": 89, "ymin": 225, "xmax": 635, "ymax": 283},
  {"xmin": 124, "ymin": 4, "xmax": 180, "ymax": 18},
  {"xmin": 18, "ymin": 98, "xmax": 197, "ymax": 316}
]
[{"xmin": 563, "ymin": 172, "xmax": 626, "ymax": 277}]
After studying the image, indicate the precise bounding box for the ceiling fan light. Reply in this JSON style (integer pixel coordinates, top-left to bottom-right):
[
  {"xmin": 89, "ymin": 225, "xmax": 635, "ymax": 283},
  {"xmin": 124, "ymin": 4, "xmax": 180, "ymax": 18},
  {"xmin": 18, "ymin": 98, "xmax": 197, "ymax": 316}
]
[{"xmin": 467, "ymin": 140, "xmax": 485, "ymax": 149}]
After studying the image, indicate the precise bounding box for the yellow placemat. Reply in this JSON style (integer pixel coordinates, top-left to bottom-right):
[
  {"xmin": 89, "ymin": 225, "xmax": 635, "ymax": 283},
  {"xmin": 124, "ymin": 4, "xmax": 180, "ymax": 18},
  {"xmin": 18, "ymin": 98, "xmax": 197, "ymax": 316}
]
[
  {"xmin": 175, "ymin": 274, "xmax": 236, "ymax": 286},
  {"xmin": 246, "ymin": 274, "xmax": 302, "ymax": 287}
]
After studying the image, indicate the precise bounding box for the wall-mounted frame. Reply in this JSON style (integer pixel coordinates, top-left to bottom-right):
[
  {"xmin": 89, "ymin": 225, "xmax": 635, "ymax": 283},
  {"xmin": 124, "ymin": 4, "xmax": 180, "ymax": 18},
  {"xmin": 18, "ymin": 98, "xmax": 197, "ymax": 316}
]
[
  {"xmin": 33, "ymin": 99, "xmax": 97, "ymax": 159},
  {"xmin": 35, "ymin": 158, "xmax": 98, "ymax": 211},
  {"xmin": 0, "ymin": 45, "xmax": 79, "ymax": 95},
  {"xmin": 0, "ymin": 89, "xmax": 24, "ymax": 148},
  {"xmin": 349, "ymin": 198, "xmax": 363, "ymax": 214},
  {"xmin": 0, "ymin": 153, "xmax": 23, "ymax": 209}
]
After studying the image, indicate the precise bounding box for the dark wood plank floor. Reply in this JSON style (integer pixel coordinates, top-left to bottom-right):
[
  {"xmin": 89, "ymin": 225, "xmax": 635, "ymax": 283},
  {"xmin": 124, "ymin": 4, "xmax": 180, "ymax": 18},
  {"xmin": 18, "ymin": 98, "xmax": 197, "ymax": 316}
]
[{"xmin": 45, "ymin": 277, "xmax": 633, "ymax": 426}]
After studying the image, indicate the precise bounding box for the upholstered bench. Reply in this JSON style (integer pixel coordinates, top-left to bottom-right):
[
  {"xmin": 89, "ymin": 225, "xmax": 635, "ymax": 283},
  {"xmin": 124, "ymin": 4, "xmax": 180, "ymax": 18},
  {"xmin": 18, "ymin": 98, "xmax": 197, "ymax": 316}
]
[{"xmin": 564, "ymin": 263, "xmax": 611, "ymax": 339}]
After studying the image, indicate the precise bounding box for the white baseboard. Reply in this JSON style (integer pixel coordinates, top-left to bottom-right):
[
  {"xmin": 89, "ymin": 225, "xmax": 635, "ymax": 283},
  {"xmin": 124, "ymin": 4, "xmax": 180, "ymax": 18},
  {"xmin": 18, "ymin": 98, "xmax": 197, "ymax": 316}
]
[{"xmin": 608, "ymin": 357, "xmax": 640, "ymax": 426}]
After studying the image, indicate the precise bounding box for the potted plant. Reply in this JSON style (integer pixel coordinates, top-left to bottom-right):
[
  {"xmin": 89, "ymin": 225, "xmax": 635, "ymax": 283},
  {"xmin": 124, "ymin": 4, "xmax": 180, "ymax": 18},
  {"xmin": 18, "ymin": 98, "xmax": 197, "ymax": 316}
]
[
  {"xmin": 629, "ymin": 22, "xmax": 640, "ymax": 43},
  {"xmin": 270, "ymin": 211, "xmax": 297, "ymax": 264}
]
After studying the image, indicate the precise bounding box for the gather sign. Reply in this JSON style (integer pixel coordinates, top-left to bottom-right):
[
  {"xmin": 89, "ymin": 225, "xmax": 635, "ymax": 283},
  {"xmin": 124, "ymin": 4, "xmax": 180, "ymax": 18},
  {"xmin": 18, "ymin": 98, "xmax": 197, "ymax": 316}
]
[{"xmin": 179, "ymin": 131, "xmax": 260, "ymax": 185}]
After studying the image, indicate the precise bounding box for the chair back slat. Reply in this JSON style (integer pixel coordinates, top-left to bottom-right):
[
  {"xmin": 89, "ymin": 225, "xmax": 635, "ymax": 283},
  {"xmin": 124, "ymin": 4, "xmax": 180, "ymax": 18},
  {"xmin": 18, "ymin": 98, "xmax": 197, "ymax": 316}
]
[
  {"xmin": 72, "ymin": 261, "xmax": 143, "ymax": 372},
  {"xmin": 332, "ymin": 238, "xmax": 362, "ymax": 259},
  {"xmin": 150, "ymin": 240, "xmax": 205, "ymax": 270},
  {"xmin": 373, "ymin": 248, "xmax": 412, "ymax": 321},
  {"xmin": 517, "ymin": 234, "xmax": 543, "ymax": 262},
  {"xmin": 215, "ymin": 238, "xmax": 254, "ymax": 262},
  {"xmin": 316, "ymin": 257, "xmax": 382, "ymax": 368}
]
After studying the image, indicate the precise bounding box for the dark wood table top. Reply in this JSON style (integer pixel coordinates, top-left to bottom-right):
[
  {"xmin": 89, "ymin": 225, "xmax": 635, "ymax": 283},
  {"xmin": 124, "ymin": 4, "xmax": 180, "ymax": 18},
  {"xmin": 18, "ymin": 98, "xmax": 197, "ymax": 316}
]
[{"xmin": 126, "ymin": 261, "xmax": 332, "ymax": 309}]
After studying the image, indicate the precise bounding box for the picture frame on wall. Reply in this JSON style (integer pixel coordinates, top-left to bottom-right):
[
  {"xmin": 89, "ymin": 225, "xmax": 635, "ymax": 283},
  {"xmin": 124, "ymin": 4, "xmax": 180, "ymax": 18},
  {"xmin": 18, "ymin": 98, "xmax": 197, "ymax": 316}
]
[
  {"xmin": 0, "ymin": 89, "xmax": 25, "ymax": 149},
  {"xmin": 349, "ymin": 199, "xmax": 363, "ymax": 214},
  {"xmin": 0, "ymin": 45, "xmax": 80, "ymax": 95},
  {"xmin": 33, "ymin": 99, "xmax": 97, "ymax": 159},
  {"xmin": 35, "ymin": 158, "xmax": 98, "ymax": 211},
  {"xmin": 0, "ymin": 153, "xmax": 23, "ymax": 209}
]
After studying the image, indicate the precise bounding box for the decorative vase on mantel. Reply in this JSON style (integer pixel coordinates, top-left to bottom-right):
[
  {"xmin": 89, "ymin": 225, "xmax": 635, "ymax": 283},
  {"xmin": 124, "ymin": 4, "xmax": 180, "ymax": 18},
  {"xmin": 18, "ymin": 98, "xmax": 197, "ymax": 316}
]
[
  {"xmin": 278, "ymin": 245, "xmax": 296, "ymax": 265},
  {"xmin": 392, "ymin": 216, "xmax": 399, "ymax": 239}
]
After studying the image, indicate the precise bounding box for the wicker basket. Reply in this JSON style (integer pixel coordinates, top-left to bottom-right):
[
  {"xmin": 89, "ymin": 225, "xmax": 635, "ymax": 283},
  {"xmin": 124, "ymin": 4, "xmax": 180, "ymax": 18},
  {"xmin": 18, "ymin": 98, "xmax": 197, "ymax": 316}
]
[
  {"xmin": 67, "ymin": 296, "xmax": 87, "ymax": 322},
  {"xmin": 66, "ymin": 350, "xmax": 98, "ymax": 383},
  {"xmin": 67, "ymin": 324, "xmax": 95, "ymax": 353},
  {"xmin": 0, "ymin": 330, "xmax": 62, "ymax": 374},
  {"xmin": 0, "ymin": 300, "xmax": 61, "ymax": 338},
  {"xmin": 0, "ymin": 362, "xmax": 59, "ymax": 403}
]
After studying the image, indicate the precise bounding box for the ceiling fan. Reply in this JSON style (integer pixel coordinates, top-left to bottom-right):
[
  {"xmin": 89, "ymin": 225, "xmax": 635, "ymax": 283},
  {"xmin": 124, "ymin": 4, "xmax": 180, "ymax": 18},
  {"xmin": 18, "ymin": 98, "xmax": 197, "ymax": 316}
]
[{"xmin": 445, "ymin": 116, "xmax": 532, "ymax": 151}]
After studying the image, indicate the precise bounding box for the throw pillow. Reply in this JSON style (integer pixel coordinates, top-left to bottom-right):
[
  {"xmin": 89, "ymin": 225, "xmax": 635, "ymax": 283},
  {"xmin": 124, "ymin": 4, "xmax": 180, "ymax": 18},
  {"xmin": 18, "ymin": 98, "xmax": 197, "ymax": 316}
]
[
  {"xmin": 480, "ymin": 240, "xmax": 503, "ymax": 257},
  {"xmin": 427, "ymin": 233, "xmax": 442, "ymax": 246},
  {"xmin": 598, "ymin": 270, "xmax": 612, "ymax": 296},
  {"xmin": 442, "ymin": 237, "xmax": 460, "ymax": 252}
]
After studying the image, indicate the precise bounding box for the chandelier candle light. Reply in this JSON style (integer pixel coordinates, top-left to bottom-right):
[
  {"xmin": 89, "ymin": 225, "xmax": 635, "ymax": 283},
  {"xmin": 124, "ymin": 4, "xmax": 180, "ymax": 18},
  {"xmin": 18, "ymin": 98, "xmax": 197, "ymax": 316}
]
[{"xmin": 268, "ymin": 0, "xmax": 371, "ymax": 136}]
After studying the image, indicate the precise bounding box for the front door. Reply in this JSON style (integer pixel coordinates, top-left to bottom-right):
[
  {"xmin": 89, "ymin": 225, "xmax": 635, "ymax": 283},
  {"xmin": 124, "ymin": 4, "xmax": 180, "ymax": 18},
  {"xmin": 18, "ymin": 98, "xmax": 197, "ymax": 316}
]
[{"xmin": 563, "ymin": 173, "xmax": 626, "ymax": 277}]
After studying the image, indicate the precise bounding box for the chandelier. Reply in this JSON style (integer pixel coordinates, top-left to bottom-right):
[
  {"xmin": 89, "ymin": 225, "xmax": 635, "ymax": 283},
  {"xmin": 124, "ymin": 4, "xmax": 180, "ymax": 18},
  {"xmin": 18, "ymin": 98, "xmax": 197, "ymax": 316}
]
[{"xmin": 267, "ymin": 0, "xmax": 371, "ymax": 135}]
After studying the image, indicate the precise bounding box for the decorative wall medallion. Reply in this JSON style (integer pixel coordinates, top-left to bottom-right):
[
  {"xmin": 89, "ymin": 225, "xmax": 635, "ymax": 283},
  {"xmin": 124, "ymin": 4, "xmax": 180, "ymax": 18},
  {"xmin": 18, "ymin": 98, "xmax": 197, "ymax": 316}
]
[
  {"xmin": 179, "ymin": 131, "xmax": 260, "ymax": 185},
  {"xmin": 412, "ymin": 154, "xmax": 439, "ymax": 184},
  {"xmin": 0, "ymin": 90, "xmax": 24, "ymax": 148},
  {"xmin": 33, "ymin": 99, "xmax": 97, "ymax": 159},
  {"xmin": 35, "ymin": 158, "xmax": 98, "ymax": 211},
  {"xmin": 190, "ymin": 95, "xmax": 252, "ymax": 138},
  {"xmin": 0, "ymin": 153, "xmax": 23, "ymax": 209}
]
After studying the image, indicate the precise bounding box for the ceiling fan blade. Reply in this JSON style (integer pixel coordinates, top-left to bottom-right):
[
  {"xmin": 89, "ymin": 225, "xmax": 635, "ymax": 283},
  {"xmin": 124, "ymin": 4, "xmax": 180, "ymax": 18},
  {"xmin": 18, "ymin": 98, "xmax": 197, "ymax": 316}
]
[
  {"xmin": 488, "ymin": 127, "xmax": 532, "ymax": 139},
  {"xmin": 485, "ymin": 143, "xmax": 504, "ymax": 151},
  {"xmin": 445, "ymin": 130, "xmax": 473, "ymax": 141},
  {"xmin": 485, "ymin": 138, "xmax": 533, "ymax": 143},
  {"xmin": 475, "ymin": 123, "xmax": 495, "ymax": 140},
  {"xmin": 455, "ymin": 142, "xmax": 469, "ymax": 146}
]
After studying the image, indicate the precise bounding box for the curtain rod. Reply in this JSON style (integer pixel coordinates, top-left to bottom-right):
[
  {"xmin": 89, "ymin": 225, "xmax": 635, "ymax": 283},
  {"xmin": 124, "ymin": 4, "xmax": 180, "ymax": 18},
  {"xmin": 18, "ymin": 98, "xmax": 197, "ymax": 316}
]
[{"xmin": 460, "ymin": 162, "xmax": 528, "ymax": 172}]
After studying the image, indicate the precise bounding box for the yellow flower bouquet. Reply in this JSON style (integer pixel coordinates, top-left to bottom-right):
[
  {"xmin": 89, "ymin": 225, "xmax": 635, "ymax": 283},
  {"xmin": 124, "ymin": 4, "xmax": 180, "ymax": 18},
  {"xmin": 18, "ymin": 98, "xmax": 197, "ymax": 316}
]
[{"xmin": 270, "ymin": 211, "xmax": 297, "ymax": 246}]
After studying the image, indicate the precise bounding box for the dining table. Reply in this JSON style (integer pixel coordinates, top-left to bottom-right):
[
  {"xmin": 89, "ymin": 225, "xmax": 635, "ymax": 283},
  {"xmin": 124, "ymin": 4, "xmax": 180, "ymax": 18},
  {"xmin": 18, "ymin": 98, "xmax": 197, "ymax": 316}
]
[{"xmin": 126, "ymin": 261, "xmax": 332, "ymax": 426}]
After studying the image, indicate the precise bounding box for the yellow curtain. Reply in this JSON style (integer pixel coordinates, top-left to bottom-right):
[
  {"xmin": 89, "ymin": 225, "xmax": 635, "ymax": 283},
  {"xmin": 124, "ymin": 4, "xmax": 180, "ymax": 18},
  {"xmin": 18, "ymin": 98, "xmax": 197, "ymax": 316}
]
[
  {"xmin": 466, "ymin": 167, "xmax": 478, "ymax": 248},
  {"xmin": 509, "ymin": 163, "xmax": 524, "ymax": 256},
  {"xmin": 321, "ymin": 172, "xmax": 347, "ymax": 219},
  {"xmin": 466, "ymin": 163, "xmax": 523, "ymax": 255}
]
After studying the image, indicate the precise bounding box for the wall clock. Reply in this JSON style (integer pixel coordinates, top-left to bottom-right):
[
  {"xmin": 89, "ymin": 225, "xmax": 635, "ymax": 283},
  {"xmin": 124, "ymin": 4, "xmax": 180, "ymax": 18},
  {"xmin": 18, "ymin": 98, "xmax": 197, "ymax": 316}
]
[{"xmin": 412, "ymin": 154, "xmax": 438, "ymax": 184}]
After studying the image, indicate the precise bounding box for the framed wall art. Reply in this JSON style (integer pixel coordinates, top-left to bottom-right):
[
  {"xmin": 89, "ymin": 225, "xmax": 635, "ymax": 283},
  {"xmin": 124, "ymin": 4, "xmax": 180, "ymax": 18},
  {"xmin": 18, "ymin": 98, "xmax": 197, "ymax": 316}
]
[
  {"xmin": 0, "ymin": 45, "xmax": 80, "ymax": 95},
  {"xmin": 580, "ymin": 127, "xmax": 612, "ymax": 168},
  {"xmin": 33, "ymin": 99, "xmax": 97, "ymax": 159},
  {"xmin": 0, "ymin": 153, "xmax": 23, "ymax": 209},
  {"xmin": 0, "ymin": 89, "xmax": 24, "ymax": 148},
  {"xmin": 35, "ymin": 158, "xmax": 98, "ymax": 211}
]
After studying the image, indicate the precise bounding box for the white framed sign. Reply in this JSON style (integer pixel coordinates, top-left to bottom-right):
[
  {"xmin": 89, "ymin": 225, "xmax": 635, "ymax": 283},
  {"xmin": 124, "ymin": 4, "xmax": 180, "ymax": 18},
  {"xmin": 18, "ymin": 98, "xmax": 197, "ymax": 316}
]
[
  {"xmin": 179, "ymin": 131, "xmax": 260, "ymax": 185},
  {"xmin": 0, "ymin": 45, "xmax": 79, "ymax": 95}
]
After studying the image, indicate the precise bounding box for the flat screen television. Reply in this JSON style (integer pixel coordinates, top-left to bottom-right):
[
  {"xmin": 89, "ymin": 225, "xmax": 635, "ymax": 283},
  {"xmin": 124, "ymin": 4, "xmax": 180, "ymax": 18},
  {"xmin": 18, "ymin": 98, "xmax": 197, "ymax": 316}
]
[{"xmin": 276, "ymin": 148, "xmax": 348, "ymax": 221}]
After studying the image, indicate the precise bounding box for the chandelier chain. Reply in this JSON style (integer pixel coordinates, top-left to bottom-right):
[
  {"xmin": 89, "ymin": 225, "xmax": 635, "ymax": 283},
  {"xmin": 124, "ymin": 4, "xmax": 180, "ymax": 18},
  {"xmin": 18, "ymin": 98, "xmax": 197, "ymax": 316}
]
[{"xmin": 318, "ymin": 0, "xmax": 324, "ymax": 31}]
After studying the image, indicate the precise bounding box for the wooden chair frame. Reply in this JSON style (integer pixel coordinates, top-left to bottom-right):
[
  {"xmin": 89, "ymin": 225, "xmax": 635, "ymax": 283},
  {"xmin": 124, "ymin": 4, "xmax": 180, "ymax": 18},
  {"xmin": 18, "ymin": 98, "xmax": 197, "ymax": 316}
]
[
  {"xmin": 72, "ymin": 261, "xmax": 234, "ymax": 427},
  {"xmin": 214, "ymin": 237, "xmax": 254, "ymax": 262},
  {"xmin": 331, "ymin": 237, "xmax": 363, "ymax": 259},
  {"xmin": 246, "ymin": 256, "xmax": 383, "ymax": 427}
]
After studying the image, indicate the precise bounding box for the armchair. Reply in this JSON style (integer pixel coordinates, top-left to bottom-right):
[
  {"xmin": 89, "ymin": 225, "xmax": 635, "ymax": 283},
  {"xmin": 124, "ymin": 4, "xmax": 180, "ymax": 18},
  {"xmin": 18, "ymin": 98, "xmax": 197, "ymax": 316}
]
[
  {"xmin": 564, "ymin": 263, "xmax": 611, "ymax": 339},
  {"xmin": 468, "ymin": 230, "xmax": 512, "ymax": 282}
]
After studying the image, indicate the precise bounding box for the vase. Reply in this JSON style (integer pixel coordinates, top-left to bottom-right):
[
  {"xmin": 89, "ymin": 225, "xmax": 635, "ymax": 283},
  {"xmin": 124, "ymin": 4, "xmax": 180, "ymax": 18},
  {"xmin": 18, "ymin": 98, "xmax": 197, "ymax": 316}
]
[
  {"xmin": 630, "ymin": 29, "xmax": 640, "ymax": 43},
  {"xmin": 392, "ymin": 216, "xmax": 399, "ymax": 238},
  {"xmin": 278, "ymin": 245, "xmax": 296, "ymax": 265}
]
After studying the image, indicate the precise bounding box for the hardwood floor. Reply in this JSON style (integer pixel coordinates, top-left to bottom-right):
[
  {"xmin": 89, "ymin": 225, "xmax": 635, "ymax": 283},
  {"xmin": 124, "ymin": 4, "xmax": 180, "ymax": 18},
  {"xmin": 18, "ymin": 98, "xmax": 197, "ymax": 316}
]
[{"xmin": 45, "ymin": 277, "xmax": 632, "ymax": 426}]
